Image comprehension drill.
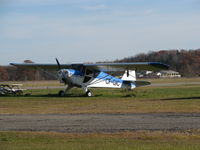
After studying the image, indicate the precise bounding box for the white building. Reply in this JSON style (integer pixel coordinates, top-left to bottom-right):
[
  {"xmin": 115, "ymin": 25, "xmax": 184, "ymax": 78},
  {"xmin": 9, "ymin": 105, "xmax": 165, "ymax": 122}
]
[{"xmin": 158, "ymin": 70, "xmax": 181, "ymax": 78}]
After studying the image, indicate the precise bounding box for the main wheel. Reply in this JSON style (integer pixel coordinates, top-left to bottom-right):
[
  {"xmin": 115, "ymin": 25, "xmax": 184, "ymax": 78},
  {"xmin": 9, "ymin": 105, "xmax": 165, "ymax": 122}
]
[
  {"xmin": 15, "ymin": 90, "xmax": 23, "ymax": 95},
  {"xmin": 58, "ymin": 90, "xmax": 65, "ymax": 96},
  {"xmin": 85, "ymin": 90, "xmax": 92, "ymax": 97}
]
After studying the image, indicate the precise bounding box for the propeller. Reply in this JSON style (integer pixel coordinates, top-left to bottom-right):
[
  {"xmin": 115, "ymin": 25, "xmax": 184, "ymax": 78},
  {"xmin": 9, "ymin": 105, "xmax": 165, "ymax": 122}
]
[{"xmin": 55, "ymin": 58, "xmax": 67, "ymax": 83}]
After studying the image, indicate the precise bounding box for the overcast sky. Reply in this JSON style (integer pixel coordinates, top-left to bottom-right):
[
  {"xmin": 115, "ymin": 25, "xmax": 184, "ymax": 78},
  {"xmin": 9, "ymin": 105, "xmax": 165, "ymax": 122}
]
[{"xmin": 0, "ymin": 0, "xmax": 200, "ymax": 65}]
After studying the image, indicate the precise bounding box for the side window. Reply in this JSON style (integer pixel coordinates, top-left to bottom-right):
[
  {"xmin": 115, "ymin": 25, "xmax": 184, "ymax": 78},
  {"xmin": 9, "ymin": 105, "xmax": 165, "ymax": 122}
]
[
  {"xmin": 83, "ymin": 69, "xmax": 94, "ymax": 83},
  {"xmin": 83, "ymin": 76, "xmax": 92, "ymax": 83}
]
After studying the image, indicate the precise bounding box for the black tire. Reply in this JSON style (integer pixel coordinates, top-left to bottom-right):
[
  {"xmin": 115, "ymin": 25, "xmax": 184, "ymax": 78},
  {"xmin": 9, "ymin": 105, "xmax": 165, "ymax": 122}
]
[
  {"xmin": 58, "ymin": 90, "xmax": 65, "ymax": 96},
  {"xmin": 85, "ymin": 90, "xmax": 92, "ymax": 97}
]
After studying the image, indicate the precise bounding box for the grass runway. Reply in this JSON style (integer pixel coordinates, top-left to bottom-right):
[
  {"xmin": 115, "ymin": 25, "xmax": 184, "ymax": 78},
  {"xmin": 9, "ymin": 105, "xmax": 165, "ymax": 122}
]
[{"xmin": 1, "ymin": 78, "xmax": 200, "ymax": 150}]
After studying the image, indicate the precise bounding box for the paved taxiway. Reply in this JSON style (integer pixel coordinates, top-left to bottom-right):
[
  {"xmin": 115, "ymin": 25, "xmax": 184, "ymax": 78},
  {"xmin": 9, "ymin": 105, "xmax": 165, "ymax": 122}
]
[{"xmin": 1, "ymin": 113, "xmax": 200, "ymax": 133}]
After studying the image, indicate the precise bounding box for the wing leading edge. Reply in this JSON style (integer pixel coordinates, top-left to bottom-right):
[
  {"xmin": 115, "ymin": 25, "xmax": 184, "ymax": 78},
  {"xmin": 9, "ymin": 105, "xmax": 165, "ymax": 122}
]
[
  {"xmin": 85, "ymin": 62, "xmax": 169, "ymax": 71},
  {"xmin": 10, "ymin": 63, "xmax": 71, "ymax": 70},
  {"xmin": 10, "ymin": 62, "xmax": 169, "ymax": 71}
]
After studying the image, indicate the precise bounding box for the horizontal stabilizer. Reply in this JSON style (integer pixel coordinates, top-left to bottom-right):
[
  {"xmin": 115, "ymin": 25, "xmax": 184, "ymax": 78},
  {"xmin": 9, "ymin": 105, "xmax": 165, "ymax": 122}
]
[{"xmin": 133, "ymin": 81, "xmax": 151, "ymax": 87}]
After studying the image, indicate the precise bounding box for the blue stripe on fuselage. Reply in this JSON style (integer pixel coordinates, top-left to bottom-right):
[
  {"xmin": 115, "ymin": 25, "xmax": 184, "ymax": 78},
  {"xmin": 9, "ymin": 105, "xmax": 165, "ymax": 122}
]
[
  {"xmin": 95, "ymin": 71, "xmax": 123, "ymax": 84},
  {"xmin": 66, "ymin": 69, "xmax": 123, "ymax": 83}
]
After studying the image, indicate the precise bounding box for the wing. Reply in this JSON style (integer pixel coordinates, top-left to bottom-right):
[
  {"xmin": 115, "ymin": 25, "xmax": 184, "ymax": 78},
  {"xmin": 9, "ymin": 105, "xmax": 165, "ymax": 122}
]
[
  {"xmin": 10, "ymin": 63, "xmax": 71, "ymax": 70},
  {"xmin": 10, "ymin": 62, "xmax": 169, "ymax": 71},
  {"xmin": 85, "ymin": 62, "xmax": 169, "ymax": 71}
]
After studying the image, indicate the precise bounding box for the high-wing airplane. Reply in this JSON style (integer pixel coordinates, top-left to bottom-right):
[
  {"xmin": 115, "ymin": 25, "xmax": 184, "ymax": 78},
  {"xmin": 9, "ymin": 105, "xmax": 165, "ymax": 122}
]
[{"xmin": 10, "ymin": 60, "xmax": 169, "ymax": 96}]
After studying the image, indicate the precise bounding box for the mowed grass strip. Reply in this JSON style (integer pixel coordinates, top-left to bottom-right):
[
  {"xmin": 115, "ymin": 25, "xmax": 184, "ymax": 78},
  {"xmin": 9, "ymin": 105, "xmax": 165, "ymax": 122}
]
[
  {"xmin": 0, "ymin": 86, "xmax": 200, "ymax": 114},
  {"xmin": 0, "ymin": 80, "xmax": 60, "ymax": 87},
  {"xmin": 0, "ymin": 131, "xmax": 200, "ymax": 150},
  {"xmin": 148, "ymin": 77, "xmax": 200, "ymax": 83}
]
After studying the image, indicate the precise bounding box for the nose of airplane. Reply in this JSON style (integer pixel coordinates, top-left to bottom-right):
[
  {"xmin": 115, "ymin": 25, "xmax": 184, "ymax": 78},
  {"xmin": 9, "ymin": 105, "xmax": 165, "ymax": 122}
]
[
  {"xmin": 62, "ymin": 69, "xmax": 69, "ymax": 77},
  {"xmin": 58, "ymin": 69, "xmax": 75, "ymax": 78},
  {"xmin": 58, "ymin": 69, "xmax": 69, "ymax": 83}
]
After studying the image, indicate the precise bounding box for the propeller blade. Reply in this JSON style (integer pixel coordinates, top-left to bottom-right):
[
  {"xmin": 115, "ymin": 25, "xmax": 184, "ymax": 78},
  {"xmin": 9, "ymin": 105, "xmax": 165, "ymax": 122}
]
[{"xmin": 55, "ymin": 58, "xmax": 61, "ymax": 69}]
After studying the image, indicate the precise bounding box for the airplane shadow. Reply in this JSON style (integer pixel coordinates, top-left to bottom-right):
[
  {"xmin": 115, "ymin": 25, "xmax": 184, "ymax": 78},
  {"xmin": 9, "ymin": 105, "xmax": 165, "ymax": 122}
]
[
  {"xmin": 0, "ymin": 93, "xmax": 104, "ymax": 98},
  {"xmin": 1, "ymin": 93, "xmax": 200, "ymax": 99},
  {"xmin": 159, "ymin": 96, "xmax": 200, "ymax": 101}
]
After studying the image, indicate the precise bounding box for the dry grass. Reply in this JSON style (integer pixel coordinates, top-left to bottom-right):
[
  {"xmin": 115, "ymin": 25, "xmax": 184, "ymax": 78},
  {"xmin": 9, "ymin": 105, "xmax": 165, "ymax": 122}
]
[
  {"xmin": 1, "ymin": 130, "xmax": 200, "ymax": 150},
  {"xmin": 0, "ymin": 94, "xmax": 200, "ymax": 114}
]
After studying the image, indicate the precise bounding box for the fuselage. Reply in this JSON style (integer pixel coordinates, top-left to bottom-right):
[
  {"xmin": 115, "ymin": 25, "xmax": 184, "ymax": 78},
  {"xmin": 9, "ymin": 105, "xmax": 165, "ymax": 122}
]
[{"xmin": 58, "ymin": 69, "xmax": 136, "ymax": 90}]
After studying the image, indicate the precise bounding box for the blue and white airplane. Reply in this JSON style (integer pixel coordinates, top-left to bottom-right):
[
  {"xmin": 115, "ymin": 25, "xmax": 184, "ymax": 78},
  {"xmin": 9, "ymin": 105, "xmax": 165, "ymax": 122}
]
[{"xmin": 11, "ymin": 60, "xmax": 169, "ymax": 96}]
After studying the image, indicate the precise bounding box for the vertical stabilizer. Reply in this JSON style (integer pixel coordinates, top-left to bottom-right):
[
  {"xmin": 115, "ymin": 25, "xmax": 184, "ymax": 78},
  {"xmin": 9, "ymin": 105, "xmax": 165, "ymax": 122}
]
[{"xmin": 121, "ymin": 70, "xmax": 136, "ymax": 81}]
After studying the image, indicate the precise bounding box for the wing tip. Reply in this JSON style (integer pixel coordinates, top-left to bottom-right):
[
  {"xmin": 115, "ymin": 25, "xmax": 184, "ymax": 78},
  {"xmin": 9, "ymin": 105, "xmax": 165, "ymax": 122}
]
[
  {"xmin": 10, "ymin": 63, "xmax": 15, "ymax": 66},
  {"xmin": 149, "ymin": 62, "xmax": 170, "ymax": 70}
]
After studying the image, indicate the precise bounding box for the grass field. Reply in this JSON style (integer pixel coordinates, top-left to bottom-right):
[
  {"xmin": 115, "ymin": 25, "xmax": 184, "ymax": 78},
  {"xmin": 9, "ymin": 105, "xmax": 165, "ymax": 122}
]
[
  {"xmin": 1, "ymin": 78, "xmax": 200, "ymax": 150},
  {"xmin": 0, "ymin": 84, "xmax": 200, "ymax": 114},
  {"xmin": 1, "ymin": 131, "xmax": 200, "ymax": 150}
]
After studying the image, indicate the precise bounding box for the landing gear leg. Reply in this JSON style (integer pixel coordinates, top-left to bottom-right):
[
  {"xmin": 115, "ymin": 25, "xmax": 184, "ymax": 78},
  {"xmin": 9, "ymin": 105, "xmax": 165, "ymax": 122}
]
[{"xmin": 58, "ymin": 84, "xmax": 72, "ymax": 97}]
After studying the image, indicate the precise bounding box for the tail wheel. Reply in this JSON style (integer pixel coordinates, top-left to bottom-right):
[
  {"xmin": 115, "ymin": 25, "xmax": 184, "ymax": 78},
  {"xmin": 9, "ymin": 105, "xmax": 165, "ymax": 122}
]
[
  {"xmin": 86, "ymin": 90, "xmax": 92, "ymax": 97},
  {"xmin": 58, "ymin": 90, "xmax": 65, "ymax": 96}
]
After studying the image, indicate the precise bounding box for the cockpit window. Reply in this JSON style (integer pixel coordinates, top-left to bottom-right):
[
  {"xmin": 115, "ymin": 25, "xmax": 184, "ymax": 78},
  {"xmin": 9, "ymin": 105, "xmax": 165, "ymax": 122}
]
[
  {"xmin": 83, "ymin": 76, "xmax": 92, "ymax": 83},
  {"xmin": 64, "ymin": 71, "xmax": 68, "ymax": 75}
]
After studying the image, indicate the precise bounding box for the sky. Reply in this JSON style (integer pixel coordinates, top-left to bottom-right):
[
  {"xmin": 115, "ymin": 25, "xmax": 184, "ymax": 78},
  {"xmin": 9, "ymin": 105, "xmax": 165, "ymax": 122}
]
[{"xmin": 0, "ymin": 0, "xmax": 200, "ymax": 65}]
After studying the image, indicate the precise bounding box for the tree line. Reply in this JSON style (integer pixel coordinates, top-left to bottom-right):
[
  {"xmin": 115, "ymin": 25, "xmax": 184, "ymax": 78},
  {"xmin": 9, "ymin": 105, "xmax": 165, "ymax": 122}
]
[
  {"xmin": 115, "ymin": 49, "xmax": 200, "ymax": 77},
  {"xmin": 0, "ymin": 49, "xmax": 200, "ymax": 81},
  {"xmin": 0, "ymin": 60, "xmax": 56, "ymax": 81}
]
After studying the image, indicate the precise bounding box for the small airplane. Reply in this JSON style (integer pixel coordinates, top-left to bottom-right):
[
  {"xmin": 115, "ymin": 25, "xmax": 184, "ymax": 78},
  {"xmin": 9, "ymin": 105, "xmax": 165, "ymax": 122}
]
[
  {"xmin": 10, "ymin": 60, "xmax": 169, "ymax": 96},
  {"xmin": 0, "ymin": 84, "xmax": 25, "ymax": 96}
]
